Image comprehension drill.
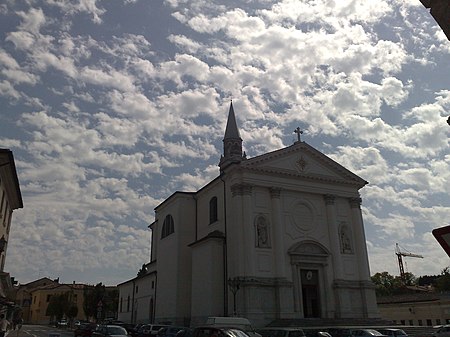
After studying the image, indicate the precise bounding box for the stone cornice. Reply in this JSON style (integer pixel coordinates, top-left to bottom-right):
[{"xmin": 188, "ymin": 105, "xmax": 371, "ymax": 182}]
[
  {"xmin": 230, "ymin": 183, "xmax": 253, "ymax": 197},
  {"xmin": 240, "ymin": 165, "xmax": 364, "ymax": 188}
]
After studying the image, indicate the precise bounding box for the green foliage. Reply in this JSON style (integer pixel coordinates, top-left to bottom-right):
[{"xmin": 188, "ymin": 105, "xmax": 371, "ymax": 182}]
[
  {"xmin": 45, "ymin": 292, "xmax": 72, "ymax": 322},
  {"xmin": 372, "ymin": 267, "xmax": 450, "ymax": 295},
  {"xmin": 371, "ymin": 271, "xmax": 417, "ymax": 296},
  {"xmin": 435, "ymin": 267, "xmax": 450, "ymax": 292},
  {"xmin": 83, "ymin": 283, "xmax": 118, "ymax": 322}
]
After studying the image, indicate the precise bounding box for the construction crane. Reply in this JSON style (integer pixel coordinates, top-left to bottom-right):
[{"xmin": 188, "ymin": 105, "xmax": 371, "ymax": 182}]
[{"xmin": 395, "ymin": 243, "xmax": 424, "ymax": 284}]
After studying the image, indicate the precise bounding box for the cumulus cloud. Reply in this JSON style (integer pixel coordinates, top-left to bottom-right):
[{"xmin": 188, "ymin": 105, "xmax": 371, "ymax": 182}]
[{"xmin": 1, "ymin": 0, "xmax": 449, "ymax": 284}]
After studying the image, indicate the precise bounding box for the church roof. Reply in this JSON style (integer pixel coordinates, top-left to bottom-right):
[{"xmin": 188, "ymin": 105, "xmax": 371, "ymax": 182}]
[
  {"xmin": 241, "ymin": 141, "xmax": 368, "ymax": 189},
  {"xmin": 223, "ymin": 102, "xmax": 241, "ymax": 140}
]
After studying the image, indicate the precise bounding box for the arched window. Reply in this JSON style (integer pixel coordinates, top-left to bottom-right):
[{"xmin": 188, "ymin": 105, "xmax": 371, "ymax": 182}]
[
  {"xmin": 209, "ymin": 197, "xmax": 218, "ymax": 224},
  {"xmin": 161, "ymin": 214, "xmax": 174, "ymax": 239}
]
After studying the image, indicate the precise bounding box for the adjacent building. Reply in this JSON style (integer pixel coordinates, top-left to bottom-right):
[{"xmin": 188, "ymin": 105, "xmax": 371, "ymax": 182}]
[
  {"xmin": 0, "ymin": 149, "xmax": 23, "ymax": 311},
  {"xmin": 118, "ymin": 103, "xmax": 379, "ymax": 327}
]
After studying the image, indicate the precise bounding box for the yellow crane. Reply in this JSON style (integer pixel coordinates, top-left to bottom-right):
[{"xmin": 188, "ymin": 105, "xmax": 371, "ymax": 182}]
[{"xmin": 395, "ymin": 243, "xmax": 424, "ymax": 284}]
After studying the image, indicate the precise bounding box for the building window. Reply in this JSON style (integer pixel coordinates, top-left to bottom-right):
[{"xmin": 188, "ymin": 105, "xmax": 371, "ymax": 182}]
[
  {"xmin": 409, "ymin": 320, "xmax": 413, "ymax": 325},
  {"xmin": 151, "ymin": 281, "xmax": 154, "ymax": 289},
  {"xmin": 427, "ymin": 319, "xmax": 432, "ymax": 326},
  {"xmin": 437, "ymin": 319, "xmax": 441, "ymax": 325},
  {"xmin": 120, "ymin": 298, "xmax": 123, "ymax": 313},
  {"xmin": 161, "ymin": 215, "xmax": 174, "ymax": 239},
  {"xmin": 209, "ymin": 197, "xmax": 218, "ymax": 224},
  {"xmin": 136, "ymin": 285, "xmax": 139, "ymax": 294},
  {"xmin": 418, "ymin": 319, "xmax": 423, "ymax": 326},
  {"xmin": 400, "ymin": 320, "xmax": 405, "ymax": 325},
  {"xmin": 127, "ymin": 295, "xmax": 130, "ymax": 312}
]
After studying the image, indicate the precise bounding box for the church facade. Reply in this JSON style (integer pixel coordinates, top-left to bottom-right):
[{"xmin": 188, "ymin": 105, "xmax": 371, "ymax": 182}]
[{"xmin": 117, "ymin": 103, "xmax": 379, "ymax": 327}]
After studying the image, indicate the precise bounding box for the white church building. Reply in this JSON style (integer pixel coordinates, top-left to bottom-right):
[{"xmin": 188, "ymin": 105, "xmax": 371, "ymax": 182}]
[{"xmin": 117, "ymin": 103, "xmax": 380, "ymax": 327}]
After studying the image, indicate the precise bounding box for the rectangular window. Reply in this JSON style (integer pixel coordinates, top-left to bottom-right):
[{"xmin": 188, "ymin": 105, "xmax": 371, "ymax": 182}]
[
  {"xmin": 437, "ymin": 319, "xmax": 441, "ymax": 325},
  {"xmin": 401, "ymin": 320, "xmax": 405, "ymax": 325},
  {"xmin": 427, "ymin": 319, "xmax": 432, "ymax": 326},
  {"xmin": 0, "ymin": 191, "xmax": 4, "ymax": 217},
  {"xmin": 409, "ymin": 320, "xmax": 413, "ymax": 325},
  {"xmin": 136, "ymin": 285, "xmax": 139, "ymax": 294},
  {"xmin": 3, "ymin": 202, "xmax": 8, "ymax": 226},
  {"xmin": 152, "ymin": 281, "xmax": 154, "ymax": 289},
  {"xmin": 418, "ymin": 319, "xmax": 423, "ymax": 326}
]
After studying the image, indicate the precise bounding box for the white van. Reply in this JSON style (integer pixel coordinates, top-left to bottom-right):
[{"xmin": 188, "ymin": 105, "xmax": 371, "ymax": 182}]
[{"xmin": 205, "ymin": 317, "xmax": 262, "ymax": 337}]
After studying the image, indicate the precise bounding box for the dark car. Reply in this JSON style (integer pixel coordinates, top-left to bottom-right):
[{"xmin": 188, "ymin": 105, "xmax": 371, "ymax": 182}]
[
  {"xmin": 75, "ymin": 323, "xmax": 100, "ymax": 337},
  {"xmin": 176, "ymin": 329, "xmax": 193, "ymax": 337},
  {"xmin": 92, "ymin": 325, "xmax": 128, "ymax": 337},
  {"xmin": 192, "ymin": 326, "xmax": 250, "ymax": 337},
  {"xmin": 376, "ymin": 330, "xmax": 408, "ymax": 337},
  {"xmin": 257, "ymin": 328, "xmax": 305, "ymax": 337},
  {"xmin": 157, "ymin": 327, "xmax": 186, "ymax": 337},
  {"xmin": 351, "ymin": 330, "xmax": 387, "ymax": 337},
  {"xmin": 127, "ymin": 324, "xmax": 144, "ymax": 337}
]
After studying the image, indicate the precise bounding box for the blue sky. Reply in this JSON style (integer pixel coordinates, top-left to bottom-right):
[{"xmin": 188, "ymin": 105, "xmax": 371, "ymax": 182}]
[{"xmin": 0, "ymin": 0, "xmax": 449, "ymax": 286}]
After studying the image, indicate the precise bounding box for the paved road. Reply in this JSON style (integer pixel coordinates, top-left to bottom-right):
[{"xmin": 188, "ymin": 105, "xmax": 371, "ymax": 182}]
[{"xmin": 6, "ymin": 325, "xmax": 74, "ymax": 337}]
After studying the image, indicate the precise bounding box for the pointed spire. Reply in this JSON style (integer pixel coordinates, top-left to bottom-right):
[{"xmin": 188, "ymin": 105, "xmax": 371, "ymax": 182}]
[
  {"xmin": 219, "ymin": 101, "xmax": 244, "ymax": 170},
  {"xmin": 224, "ymin": 101, "xmax": 241, "ymax": 140}
]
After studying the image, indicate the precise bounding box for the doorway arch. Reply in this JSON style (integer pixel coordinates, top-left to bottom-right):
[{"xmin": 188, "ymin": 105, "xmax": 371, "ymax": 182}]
[{"xmin": 288, "ymin": 240, "xmax": 331, "ymax": 318}]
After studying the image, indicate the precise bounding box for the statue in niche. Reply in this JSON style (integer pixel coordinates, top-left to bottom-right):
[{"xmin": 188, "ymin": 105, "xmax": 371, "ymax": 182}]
[
  {"xmin": 256, "ymin": 216, "xmax": 270, "ymax": 248},
  {"xmin": 340, "ymin": 225, "xmax": 353, "ymax": 254}
]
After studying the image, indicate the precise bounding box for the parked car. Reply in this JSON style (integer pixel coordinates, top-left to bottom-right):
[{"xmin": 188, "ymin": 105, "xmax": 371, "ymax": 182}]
[
  {"xmin": 175, "ymin": 328, "xmax": 193, "ymax": 337},
  {"xmin": 192, "ymin": 327, "xmax": 251, "ymax": 337},
  {"xmin": 351, "ymin": 330, "xmax": 387, "ymax": 337},
  {"xmin": 139, "ymin": 325, "xmax": 170, "ymax": 337},
  {"xmin": 58, "ymin": 319, "xmax": 69, "ymax": 328},
  {"xmin": 74, "ymin": 323, "xmax": 100, "ymax": 337},
  {"xmin": 377, "ymin": 329, "xmax": 408, "ymax": 337},
  {"xmin": 256, "ymin": 328, "xmax": 305, "ymax": 337},
  {"xmin": 129, "ymin": 325, "xmax": 144, "ymax": 337},
  {"xmin": 433, "ymin": 325, "xmax": 450, "ymax": 337},
  {"xmin": 119, "ymin": 323, "xmax": 139, "ymax": 335},
  {"xmin": 157, "ymin": 327, "xmax": 186, "ymax": 337},
  {"xmin": 204, "ymin": 317, "xmax": 261, "ymax": 337},
  {"xmin": 92, "ymin": 325, "xmax": 128, "ymax": 337}
]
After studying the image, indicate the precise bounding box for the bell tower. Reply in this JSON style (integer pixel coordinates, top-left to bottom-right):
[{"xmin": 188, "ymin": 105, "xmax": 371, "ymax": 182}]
[{"xmin": 219, "ymin": 102, "xmax": 244, "ymax": 170}]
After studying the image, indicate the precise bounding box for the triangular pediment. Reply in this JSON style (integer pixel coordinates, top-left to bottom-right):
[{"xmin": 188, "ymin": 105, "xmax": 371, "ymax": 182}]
[{"xmin": 241, "ymin": 141, "xmax": 367, "ymax": 188}]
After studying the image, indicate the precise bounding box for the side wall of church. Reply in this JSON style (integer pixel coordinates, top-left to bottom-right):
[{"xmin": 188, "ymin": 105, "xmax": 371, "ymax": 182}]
[
  {"xmin": 154, "ymin": 195, "xmax": 196, "ymax": 326},
  {"xmin": 190, "ymin": 237, "xmax": 225, "ymax": 326},
  {"xmin": 196, "ymin": 179, "xmax": 225, "ymax": 239},
  {"xmin": 134, "ymin": 274, "xmax": 157, "ymax": 323},
  {"xmin": 118, "ymin": 282, "xmax": 134, "ymax": 323}
]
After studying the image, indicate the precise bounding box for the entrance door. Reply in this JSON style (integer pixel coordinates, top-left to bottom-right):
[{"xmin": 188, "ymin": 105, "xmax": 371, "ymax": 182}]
[{"xmin": 301, "ymin": 269, "xmax": 320, "ymax": 318}]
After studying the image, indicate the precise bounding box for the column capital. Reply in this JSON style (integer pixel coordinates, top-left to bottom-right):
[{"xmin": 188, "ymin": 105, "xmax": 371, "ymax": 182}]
[
  {"xmin": 231, "ymin": 183, "xmax": 253, "ymax": 197},
  {"xmin": 324, "ymin": 194, "xmax": 336, "ymax": 205},
  {"xmin": 270, "ymin": 187, "xmax": 282, "ymax": 199},
  {"xmin": 349, "ymin": 197, "xmax": 362, "ymax": 208}
]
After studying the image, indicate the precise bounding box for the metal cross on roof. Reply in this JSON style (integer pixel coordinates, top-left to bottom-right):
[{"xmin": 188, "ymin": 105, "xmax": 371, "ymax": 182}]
[{"xmin": 294, "ymin": 127, "xmax": 303, "ymax": 142}]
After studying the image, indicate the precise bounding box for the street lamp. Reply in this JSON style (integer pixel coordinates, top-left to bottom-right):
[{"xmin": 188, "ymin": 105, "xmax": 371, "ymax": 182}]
[
  {"xmin": 0, "ymin": 236, "xmax": 7, "ymax": 253},
  {"xmin": 227, "ymin": 277, "xmax": 241, "ymax": 316}
]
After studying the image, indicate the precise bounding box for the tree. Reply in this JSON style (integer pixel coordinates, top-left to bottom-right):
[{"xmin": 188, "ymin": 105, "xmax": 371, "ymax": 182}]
[
  {"xmin": 436, "ymin": 267, "xmax": 450, "ymax": 292},
  {"xmin": 45, "ymin": 292, "xmax": 71, "ymax": 323},
  {"xmin": 371, "ymin": 271, "xmax": 417, "ymax": 296},
  {"xmin": 83, "ymin": 283, "xmax": 118, "ymax": 322}
]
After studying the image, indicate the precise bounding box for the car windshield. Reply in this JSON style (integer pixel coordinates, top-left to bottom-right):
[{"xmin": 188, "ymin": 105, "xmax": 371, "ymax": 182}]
[
  {"xmin": 226, "ymin": 329, "xmax": 250, "ymax": 337},
  {"xmin": 107, "ymin": 327, "xmax": 127, "ymax": 335}
]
